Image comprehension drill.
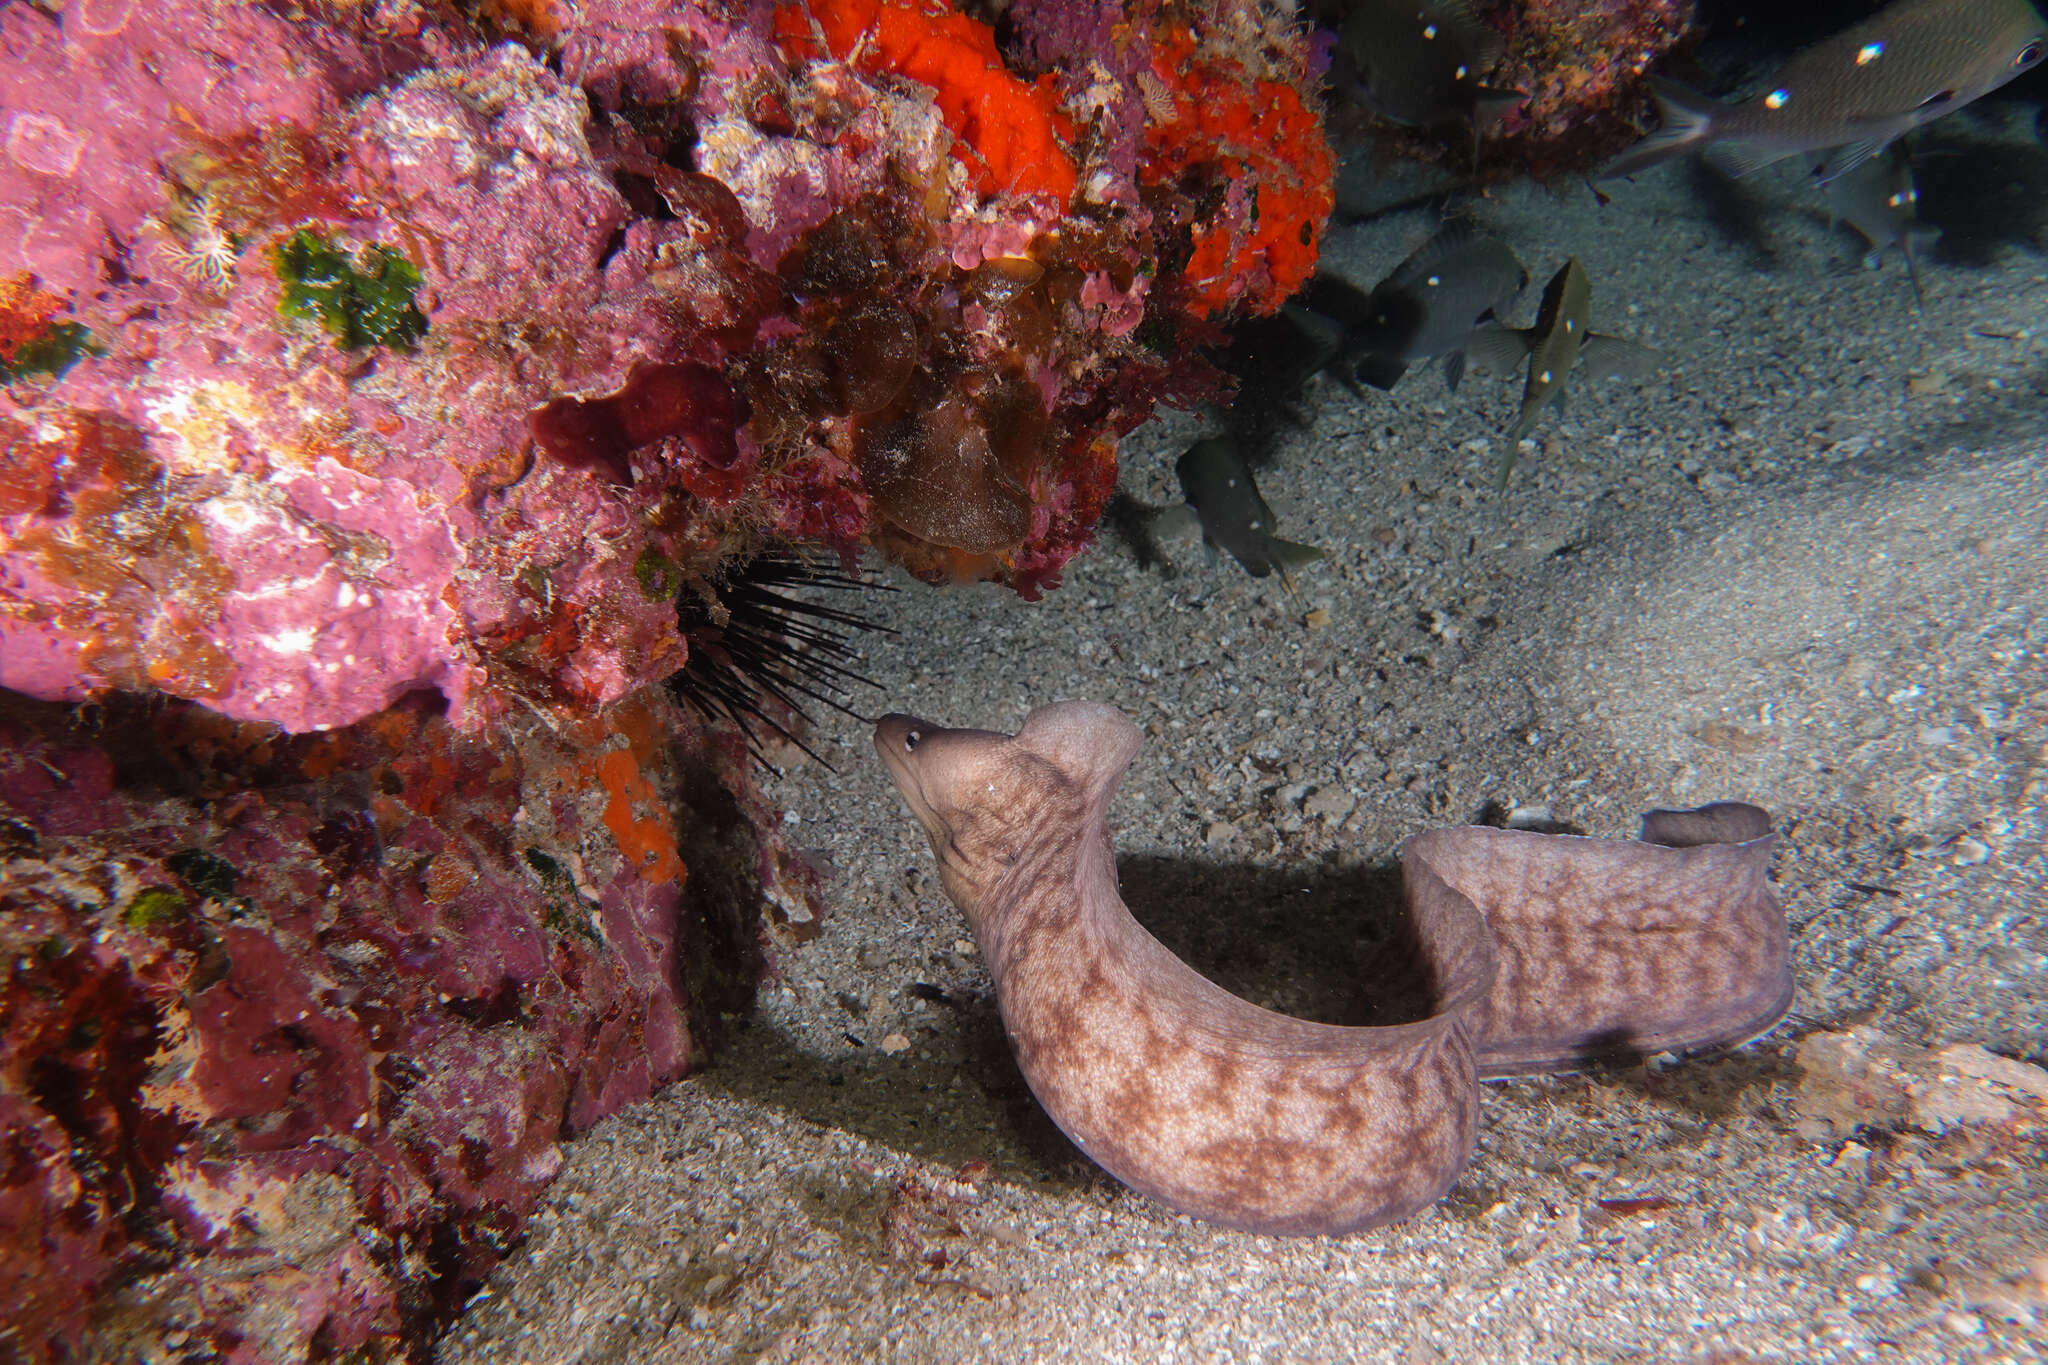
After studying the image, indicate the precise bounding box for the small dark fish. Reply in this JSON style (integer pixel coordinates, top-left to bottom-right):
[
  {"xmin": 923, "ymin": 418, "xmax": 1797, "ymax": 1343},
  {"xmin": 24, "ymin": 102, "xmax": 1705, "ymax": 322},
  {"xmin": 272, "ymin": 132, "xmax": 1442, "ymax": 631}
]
[
  {"xmin": 1215, "ymin": 301, "xmax": 1350, "ymax": 449},
  {"xmin": 1337, "ymin": 0, "xmax": 1525, "ymax": 137},
  {"xmin": 1174, "ymin": 439, "xmax": 1324, "ymax": 580},
  {"xmin": 1329, "ymin": 224, "xmax": 1528, "ymax": 392},
  {"xmin": 1604, "ymin": 0, "xmax": 2047, "ymax": 183},
  {"xmin": 1817, "ymin": 143, "xmax": 1937, "ymax": 303},
  {"xmin": 1465, "ymin": 259, "xmax": 1656, "ymax": 482}
]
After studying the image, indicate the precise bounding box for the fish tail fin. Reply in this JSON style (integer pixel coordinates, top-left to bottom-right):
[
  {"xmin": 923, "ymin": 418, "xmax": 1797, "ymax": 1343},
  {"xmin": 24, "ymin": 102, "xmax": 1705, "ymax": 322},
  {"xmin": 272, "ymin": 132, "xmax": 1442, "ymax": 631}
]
[
  {"xmin": 1267, "ymin": 538, "xmax": 1325, "ymax": 583},
  {"xmin": 1601, "ymin": 78, "xmax": 1718, "ymax": 180},
  {"xmin": 1494, "ymin": 443, "xmax": 1520, "ymax": 490},
  {"xmin": 1506, "ymin": 404, "xmax": 1540, "ymax": 444}
]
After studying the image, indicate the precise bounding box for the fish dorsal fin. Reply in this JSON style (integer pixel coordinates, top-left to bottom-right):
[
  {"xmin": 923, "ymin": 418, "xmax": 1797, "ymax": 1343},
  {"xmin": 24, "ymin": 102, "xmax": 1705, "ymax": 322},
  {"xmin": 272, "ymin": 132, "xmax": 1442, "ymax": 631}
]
[
  {"xmin": 1385, "ymin": 221, "xmax": 1497, "ymax": 291},
  {"xmin": 1429, "ymin": 0, "xmax": 1487, "ymax": 30},
  {"xmin": 1422, "ymin": 0, "xmax": 1506, "ymax": 71}
]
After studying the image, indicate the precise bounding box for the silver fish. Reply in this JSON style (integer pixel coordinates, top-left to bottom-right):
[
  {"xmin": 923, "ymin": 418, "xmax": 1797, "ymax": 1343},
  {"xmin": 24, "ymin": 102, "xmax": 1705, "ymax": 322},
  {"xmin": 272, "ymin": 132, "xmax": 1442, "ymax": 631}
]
[
  {"xmin": 1338, "ymin": 0, "xmax": 1525, "ymax": 135},
  {"xmin": 1175, "ymin": 439, "xmax": 1324, "ymax": 580},
  {"xmin": 1328, "ymin": 224, "xmax": 1529, "ymax": 392},
  {"xmin": 1817, "ymin": 143, "xmax": 1937, "ymax": 303},
  {"xmin": 1604, "ymin": 0, "xmax": 2047, "ymax": 183},
  {"xmin": 1294, "ymin": 224, "xmax": 1523, "ymax": 392},
  {"xmin": 1465, "ymin": 259, "xmax": 1656, "ymax": 483}
]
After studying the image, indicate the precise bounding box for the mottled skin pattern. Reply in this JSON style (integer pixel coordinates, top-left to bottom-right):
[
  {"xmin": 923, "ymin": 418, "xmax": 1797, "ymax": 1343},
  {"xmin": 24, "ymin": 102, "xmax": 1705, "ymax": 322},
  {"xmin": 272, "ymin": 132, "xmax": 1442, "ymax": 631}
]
[
  {"xmin": 1405, "ymin": 805, "xmax": 1793, "ymax": 1077},
  {"xmin": 875, "ymin": 702, "xmax": 1794, "ymax": 1236}
]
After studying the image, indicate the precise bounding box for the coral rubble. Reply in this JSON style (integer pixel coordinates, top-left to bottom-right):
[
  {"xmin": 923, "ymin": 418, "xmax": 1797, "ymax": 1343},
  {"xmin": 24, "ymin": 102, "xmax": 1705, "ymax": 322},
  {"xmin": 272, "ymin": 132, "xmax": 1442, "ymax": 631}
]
[{"xmin": 0, "ymin": 0, "xmax": 1338, "ymax": 1355}]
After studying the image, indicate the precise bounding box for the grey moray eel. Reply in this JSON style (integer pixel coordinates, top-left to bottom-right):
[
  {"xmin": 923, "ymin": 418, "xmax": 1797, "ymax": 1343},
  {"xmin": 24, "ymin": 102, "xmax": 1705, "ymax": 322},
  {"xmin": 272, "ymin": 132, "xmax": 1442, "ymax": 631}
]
[{"xmin": 873, "ymin": 701, "xmax": 1794, "ymax": 1237}]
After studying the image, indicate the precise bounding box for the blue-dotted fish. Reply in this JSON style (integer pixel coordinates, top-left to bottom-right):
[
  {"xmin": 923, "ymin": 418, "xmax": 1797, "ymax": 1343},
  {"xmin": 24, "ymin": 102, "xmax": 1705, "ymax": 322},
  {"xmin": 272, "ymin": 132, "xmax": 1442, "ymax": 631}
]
[
  {"xmin": 1817, "ymin": 144, "xmax": 1937, "ymax": 303},
  {"xmin": 1604, "ymin": 0, "xmax": 2047, "ymax": 184},
  {"xmin": 1174, "ymin": 439, "xmax": 1324, "ymax": 580},
  {"xmin": 1310, "ymin": 224, "xmax": 1528, "ymax": 393},
  {"xmin": 1465, "ymin": 259, "xmax": 1657, "ymax": 484},
  {"xmin": 1336, "ymin": 0, "xmax": 1525, "ymax": 138}
]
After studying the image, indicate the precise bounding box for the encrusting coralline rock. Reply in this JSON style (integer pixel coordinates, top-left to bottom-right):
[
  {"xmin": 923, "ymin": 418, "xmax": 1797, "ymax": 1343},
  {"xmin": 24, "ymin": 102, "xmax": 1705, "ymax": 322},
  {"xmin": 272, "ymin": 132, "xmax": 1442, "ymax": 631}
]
[
  {"xmin": 1, "ymin": 0, "xmax": 1337, "ymax": 734},
  {"xmin": 1794, "ymin": 1025, "xmax": 2048, "ymax": 1136},
  {"xmin": 0, "ymin": 686, "xmax": 810, "ymax": 1361}
]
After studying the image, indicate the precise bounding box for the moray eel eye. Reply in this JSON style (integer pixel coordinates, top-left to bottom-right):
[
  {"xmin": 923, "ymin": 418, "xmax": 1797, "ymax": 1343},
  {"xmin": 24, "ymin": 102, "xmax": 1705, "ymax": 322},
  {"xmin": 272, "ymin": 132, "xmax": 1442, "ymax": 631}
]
[{"xmin": 903, "ymin": 730, "xmax": 921, "ymax": 752}]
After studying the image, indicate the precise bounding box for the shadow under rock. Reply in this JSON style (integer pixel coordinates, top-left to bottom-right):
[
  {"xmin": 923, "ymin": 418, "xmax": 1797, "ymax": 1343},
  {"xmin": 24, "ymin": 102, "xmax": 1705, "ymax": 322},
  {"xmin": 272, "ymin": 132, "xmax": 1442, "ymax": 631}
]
[
  {"xmin": 1915, "ymin": 132, "xmax": 2048, "ymax": 267},
  {"xmin": 1686, "ymin": 158, "xmax": 1781, "ymax": 271}
]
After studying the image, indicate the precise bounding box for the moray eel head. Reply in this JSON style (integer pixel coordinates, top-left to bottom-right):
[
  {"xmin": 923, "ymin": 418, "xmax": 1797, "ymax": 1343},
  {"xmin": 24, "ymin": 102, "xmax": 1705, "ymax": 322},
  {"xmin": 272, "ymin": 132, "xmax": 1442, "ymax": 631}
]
[{"xmin": 874, "ymin": 703, "xmax": 1139, "ymax": 921}]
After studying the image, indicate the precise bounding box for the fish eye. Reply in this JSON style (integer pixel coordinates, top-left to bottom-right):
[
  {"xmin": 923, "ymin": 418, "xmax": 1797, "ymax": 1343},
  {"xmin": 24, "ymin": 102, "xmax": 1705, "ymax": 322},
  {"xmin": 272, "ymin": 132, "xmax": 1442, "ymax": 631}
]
[
  {"xmin": 902, "ymin": 729, "xmax": 921, "ymax": 752},
  {"xmin": 2017, "ymin": 41, "xmax": 2043, "ymax": 68}
]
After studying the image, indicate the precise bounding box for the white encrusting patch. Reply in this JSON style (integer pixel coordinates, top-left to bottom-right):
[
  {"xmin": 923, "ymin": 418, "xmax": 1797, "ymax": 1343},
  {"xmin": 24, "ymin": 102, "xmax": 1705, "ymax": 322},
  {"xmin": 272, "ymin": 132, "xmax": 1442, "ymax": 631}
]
[{"xmin": 262, "ymin": 626, "xmax": 318, "ymax": 655}]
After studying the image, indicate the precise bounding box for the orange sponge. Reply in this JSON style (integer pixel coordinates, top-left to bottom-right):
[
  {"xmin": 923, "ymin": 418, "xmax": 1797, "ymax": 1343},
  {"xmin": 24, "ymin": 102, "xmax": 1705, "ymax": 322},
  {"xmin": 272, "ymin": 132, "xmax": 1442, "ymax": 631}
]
[
  {"xmin": 775, "ymin": 0, "xmax": 1078, "ymax": 203},
  {"xmin": 1140, "ymin": 29, "xmax": 1334, "ymax": 317}
]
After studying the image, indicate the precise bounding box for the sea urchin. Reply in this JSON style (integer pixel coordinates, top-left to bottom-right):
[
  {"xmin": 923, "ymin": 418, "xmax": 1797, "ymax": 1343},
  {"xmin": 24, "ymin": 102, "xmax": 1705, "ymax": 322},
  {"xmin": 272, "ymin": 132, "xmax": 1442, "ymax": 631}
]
[{"xmin": 668, "ymin": 552, "xmax": 894, "ymax": 769}]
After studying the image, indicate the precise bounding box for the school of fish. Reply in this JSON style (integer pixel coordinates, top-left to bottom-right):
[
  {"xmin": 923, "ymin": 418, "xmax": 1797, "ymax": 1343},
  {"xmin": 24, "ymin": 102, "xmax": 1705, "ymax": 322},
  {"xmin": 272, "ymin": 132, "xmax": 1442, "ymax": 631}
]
[{"xmin": 1160, "ymin": 0, "xmax": 2043, "ymax": 581}]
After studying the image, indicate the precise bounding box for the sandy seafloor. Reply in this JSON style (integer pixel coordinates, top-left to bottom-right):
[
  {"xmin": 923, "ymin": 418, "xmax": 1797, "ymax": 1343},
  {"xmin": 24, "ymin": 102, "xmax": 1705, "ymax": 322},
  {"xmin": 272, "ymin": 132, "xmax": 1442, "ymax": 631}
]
[{"xmin": 440, "ymin": 113, "xmax": 2048, "ymax": 1365}]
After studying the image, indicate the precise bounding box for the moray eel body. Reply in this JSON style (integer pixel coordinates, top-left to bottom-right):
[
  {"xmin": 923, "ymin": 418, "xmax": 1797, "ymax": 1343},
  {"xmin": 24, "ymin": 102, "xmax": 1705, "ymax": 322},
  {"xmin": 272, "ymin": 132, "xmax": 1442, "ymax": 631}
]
[{"xmin": 874, "ymin": 701, "xmax": 1794, "ymax": 1236}]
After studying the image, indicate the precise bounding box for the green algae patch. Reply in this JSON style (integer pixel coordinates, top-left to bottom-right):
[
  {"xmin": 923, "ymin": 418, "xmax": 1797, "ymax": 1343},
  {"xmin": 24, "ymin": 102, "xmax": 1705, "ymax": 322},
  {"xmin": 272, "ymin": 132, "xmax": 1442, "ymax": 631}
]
[
  {"xmin": 0, "ymin": 318, "xmax": 96, "ymax": 383},
  {"xmin": 124, "ymin": 886, "xmax": 190, "ymax": 931},
  {"xmin": 632, "ymin": 548, "xmax": 679, "ymax": 602},
  {"xmin": 273, "ymin": 229, "xmax": 428, "ymax": 351}
]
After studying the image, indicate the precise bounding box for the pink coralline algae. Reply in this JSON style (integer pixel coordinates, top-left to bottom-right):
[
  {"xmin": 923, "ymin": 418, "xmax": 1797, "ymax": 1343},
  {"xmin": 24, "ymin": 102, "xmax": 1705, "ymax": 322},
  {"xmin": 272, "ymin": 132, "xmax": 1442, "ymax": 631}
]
[{"xmin": 2, "ymin": 0, "xmax": 1334, "ymax": 736}]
